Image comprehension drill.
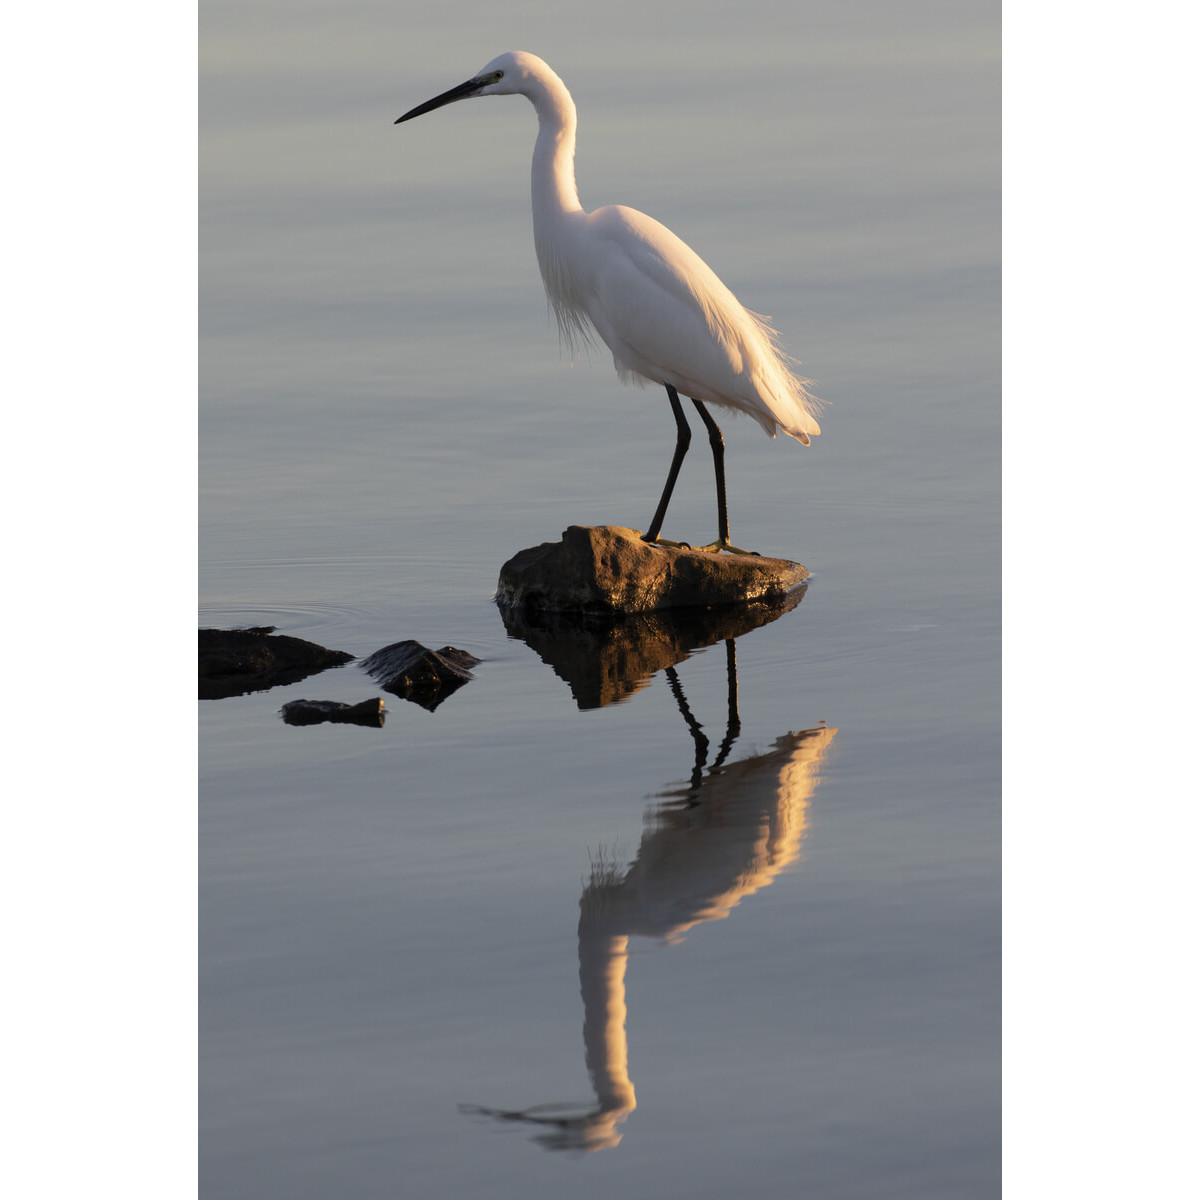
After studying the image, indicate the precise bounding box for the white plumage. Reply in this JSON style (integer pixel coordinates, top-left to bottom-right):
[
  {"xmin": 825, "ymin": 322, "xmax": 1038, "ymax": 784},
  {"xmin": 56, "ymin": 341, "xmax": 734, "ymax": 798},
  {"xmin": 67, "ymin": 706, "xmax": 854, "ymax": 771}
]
[{"xmin": 397, "ymin": 50, "xmax": 821, "ymax": 551}]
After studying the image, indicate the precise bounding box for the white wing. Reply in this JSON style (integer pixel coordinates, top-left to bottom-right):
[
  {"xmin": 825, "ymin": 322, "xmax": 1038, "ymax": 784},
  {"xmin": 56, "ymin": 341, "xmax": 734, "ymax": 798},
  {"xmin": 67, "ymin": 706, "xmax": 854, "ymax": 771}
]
[{"xmin": 580, "ymin": 205, "xmax": 820, "ymax": 442}]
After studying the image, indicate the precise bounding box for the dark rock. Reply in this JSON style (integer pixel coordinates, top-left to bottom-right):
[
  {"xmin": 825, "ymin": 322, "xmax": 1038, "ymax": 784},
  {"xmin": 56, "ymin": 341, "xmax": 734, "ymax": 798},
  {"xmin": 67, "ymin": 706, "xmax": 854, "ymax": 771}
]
[
  {"xmin": 199, "ymin": 626, "xmax": 355, "ymax": 700},
  {"xmin": 280, "ymin": 698, "xmax": 386, "ymax": 727},
  {"xmin": 497, "ymin": 525, "xmax": 809, "ymax": 615},
  {"xmin": 360, "ymin": 640, "xmax": 481, "ymax": 710},
  {"xmin": 499, "ymin": 588, "xmax": 805, "ymax": 709}
]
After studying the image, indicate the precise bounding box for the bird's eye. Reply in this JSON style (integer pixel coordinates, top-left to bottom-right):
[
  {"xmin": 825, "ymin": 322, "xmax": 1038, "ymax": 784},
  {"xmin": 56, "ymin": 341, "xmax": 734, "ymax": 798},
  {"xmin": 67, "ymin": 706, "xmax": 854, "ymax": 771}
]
[{"xmin": 493, "ymin": 70, "xmax": 504, "ymax": 81}]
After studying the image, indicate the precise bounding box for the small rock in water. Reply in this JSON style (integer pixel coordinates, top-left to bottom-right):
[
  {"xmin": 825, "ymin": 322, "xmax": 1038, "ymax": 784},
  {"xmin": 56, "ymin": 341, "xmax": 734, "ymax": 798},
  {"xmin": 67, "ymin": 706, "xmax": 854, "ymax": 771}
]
[
  {"xmin": 497, "ymin": 525, "xmax": 809, "ymax": 615},
  {"xmin": 280, "ymin": 698, "xmax": 386, "ymax": 727},
  {"xmin": 200, "ymin": 626, "xmax": 355, "ymax": 699},
  {"xmin": 360, "ymin": 640, "xmax": 481, "ymax": 710}
]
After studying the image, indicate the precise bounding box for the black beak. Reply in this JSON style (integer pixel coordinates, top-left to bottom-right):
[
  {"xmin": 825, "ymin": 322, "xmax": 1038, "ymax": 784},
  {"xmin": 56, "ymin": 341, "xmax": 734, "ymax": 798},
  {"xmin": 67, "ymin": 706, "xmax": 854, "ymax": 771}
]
[{"xmin": 395, "ymin": 78, "xmax": 484, "ymax": 124}]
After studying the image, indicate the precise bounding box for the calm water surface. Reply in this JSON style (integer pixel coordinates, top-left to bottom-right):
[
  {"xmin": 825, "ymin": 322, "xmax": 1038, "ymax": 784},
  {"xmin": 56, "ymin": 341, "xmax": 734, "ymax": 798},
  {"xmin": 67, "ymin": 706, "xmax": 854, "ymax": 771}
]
[{"xmin": 201, "ymin": 2, "xmax": 999, "ymax": 1196}]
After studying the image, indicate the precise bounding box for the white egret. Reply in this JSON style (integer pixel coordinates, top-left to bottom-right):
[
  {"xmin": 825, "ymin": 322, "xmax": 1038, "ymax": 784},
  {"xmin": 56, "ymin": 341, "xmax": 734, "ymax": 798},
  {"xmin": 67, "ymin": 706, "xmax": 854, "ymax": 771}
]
[{"xmin": 396, "ymin": 51, "xmax": 821, "ymax": 554}]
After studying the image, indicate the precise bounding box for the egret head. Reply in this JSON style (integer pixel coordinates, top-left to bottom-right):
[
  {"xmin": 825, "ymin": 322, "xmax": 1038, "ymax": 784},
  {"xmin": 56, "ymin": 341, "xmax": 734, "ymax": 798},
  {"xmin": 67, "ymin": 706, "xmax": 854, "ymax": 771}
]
[{"xmin": 394, "ymin": 52, "xmax": 540, "ymax": 124}]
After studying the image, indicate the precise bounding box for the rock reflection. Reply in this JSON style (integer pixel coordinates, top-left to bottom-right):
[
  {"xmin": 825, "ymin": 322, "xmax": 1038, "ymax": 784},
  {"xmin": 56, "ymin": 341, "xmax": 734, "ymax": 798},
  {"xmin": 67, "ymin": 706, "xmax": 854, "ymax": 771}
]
[
  {"xmin": 498, "ymin": 587, "xmax": 806, "ymax": 708},
  {"xmin": 462, "ymin": 631, "xmax": 836, "ymax": 1152}
]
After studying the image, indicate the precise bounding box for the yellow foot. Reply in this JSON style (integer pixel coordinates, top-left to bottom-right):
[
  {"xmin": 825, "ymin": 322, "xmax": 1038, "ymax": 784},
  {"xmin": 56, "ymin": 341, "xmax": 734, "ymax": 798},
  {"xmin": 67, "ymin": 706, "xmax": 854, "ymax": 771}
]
[
  {"xmin": 639, "ymin": 534, "xmax": 761, "ymax": 556},
  {"xmin": 693, "ymin": 539, "xmax": 762, "ymax": 556}
]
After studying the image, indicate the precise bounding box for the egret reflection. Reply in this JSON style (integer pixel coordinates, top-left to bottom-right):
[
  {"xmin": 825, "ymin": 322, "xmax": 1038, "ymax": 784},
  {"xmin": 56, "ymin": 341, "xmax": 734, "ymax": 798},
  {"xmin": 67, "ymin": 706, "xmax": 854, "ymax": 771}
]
[{"xmin": 462, "ymin": 627, "xmax": 836, "ymax": 1151}]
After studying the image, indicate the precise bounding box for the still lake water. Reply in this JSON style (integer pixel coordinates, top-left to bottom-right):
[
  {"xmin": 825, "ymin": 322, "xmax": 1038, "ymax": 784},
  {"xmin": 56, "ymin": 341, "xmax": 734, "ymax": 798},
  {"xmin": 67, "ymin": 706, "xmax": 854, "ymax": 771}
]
[{"xmin": 200, "ymin": 1, "xmax": 999, "ymax": 1195}]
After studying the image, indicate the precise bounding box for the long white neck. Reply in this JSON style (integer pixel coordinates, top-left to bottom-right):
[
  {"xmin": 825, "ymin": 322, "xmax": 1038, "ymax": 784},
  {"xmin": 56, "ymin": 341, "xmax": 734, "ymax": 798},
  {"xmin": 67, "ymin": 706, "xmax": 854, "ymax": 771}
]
[
  {"xmin": 521, "ymin": 63, "xmax": 595, "ymax": 353},
  {"xmin": 526, "ymin": 63, "xmax": 583, "ymax": 222}
]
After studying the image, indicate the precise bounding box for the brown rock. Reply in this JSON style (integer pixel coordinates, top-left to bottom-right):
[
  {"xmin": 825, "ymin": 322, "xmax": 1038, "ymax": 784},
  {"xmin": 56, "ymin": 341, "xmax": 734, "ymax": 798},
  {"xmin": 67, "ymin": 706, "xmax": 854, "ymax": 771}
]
[
  {"xmin": 280, "ymin": 698, "xmax": 387, "ymax": 727},
  {"xmin": 496, "ymin": 525, "xmax": 809, "ymax": 615},
  {"xmin": 199, "ymin": 626, "xmax": 355, "ymax": 700},
  {"xmin": 360, "ymin": 640, "xmax": 481, "ymax": 710}
]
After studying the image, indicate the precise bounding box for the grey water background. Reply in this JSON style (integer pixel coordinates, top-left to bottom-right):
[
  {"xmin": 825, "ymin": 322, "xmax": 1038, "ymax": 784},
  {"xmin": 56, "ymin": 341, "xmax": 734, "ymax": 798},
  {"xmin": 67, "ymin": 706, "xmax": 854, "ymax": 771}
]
[{"xmin": 200, "ymin": 1, "xmax": 999, "ymax": 1196}]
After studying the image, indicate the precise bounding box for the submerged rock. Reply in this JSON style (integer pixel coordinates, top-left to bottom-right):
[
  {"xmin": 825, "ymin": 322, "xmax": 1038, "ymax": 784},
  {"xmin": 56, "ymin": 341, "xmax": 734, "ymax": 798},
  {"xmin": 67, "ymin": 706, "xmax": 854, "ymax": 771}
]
[
  {"xmin": 360, "ymin": 640, "xmax": 481, "ymax": 710},
  {"xmin": 496, "ymin": 525, "xmax": 809, "ymax": 615},
  {"xmin": 499, "ymin": 589, "xmax": 805, "ymax": 709},
  {"xmin": 199, "ymin": 626, "xmax": 355, "ymax": 700},
  {"xmin": 280, "ymin": 697, "xmax": 386, "ymax": 727}
]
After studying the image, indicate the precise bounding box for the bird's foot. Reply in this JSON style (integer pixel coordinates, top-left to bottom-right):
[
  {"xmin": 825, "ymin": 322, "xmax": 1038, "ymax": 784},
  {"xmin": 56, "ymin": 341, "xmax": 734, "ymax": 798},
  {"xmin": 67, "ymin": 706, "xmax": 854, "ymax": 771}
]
[
  {"xmin": 641, "ymin": 535, "xmax": 693, "ymax": 550},
  {"xmin": 694, "ymin": 538, "xmax": 761, "ymax": 556}
]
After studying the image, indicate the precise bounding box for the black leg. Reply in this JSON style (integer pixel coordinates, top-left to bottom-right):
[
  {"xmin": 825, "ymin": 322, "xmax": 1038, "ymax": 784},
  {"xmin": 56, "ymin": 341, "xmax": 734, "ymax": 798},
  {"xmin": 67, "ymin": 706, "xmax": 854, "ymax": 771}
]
[
  {"xmin": 690, "ymin": 399, "xmax": 730, "ymax": 546},
  {"xmin": 643, "ymin": 385, "xmax": 691, "ymax": 544},
  {"xmin": 709, "ymin": 639, "xmax": 742, "ymax": 772},
  {"xmin": 665, "ymin": 664, "xmax": 709, "ymax": 800}
]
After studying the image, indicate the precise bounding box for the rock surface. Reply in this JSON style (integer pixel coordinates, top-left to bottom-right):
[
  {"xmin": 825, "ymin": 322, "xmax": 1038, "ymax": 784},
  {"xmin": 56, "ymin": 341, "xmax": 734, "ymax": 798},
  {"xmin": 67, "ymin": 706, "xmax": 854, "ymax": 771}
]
[
  {"xmin": 360, "ymin": 640, "xmax": 481, "ymax": 710},
  {"xmin": 497, "ymin": 525, "xmax": 809, "ymax": 615},
  {"xmin": 199, "ymin": 626, "xmax": 355, "ymax": 700},
  {"xmin": 280, "ymin": 698, "xmax": 386, "ymax": 727}
]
